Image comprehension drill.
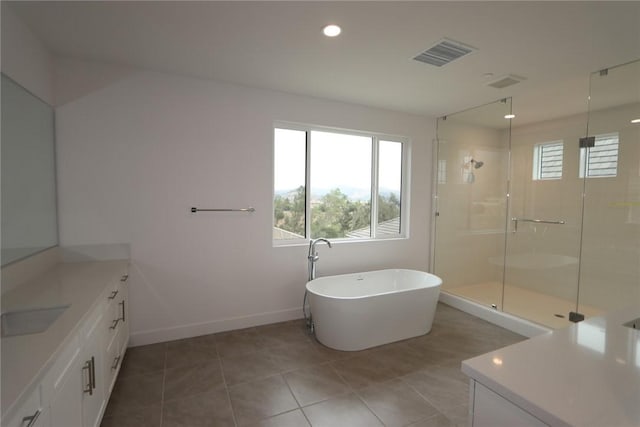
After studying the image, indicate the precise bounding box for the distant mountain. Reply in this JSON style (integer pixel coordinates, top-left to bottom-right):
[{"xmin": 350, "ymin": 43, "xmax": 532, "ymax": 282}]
[
  {"xmin": 274, "ymin": 188, "xmax": 301, "ymax": 199},
  {"xmin": 275, "ymin": 186, "xmax": 399, "ymax": 202}
]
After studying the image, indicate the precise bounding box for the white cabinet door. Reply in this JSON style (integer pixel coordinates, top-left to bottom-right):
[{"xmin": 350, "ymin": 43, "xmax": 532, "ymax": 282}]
[
  {"xmin": 13, "ymin": 406, "xmax": 51, "ymax": 427},
  {"xmin": 472, "ymin": 382, "xmax": 548, "ymax": 427},
  {"xmin": 30, "ymin": 405, "xmax": 50, "ymax": 427},
  {"xmin": 81, "ymin": 310, "xmax": 106, "ymax": 427},
  {"xmin": 50, "ymin": 350, "xmax": 83, "ymax": 427},
  {"xmin": 5, "ymin": 386, "xmax": 49, "ymax": 427}
]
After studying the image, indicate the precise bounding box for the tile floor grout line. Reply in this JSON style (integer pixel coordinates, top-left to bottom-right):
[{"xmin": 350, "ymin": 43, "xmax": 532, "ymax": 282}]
[
  {"xmin": 326, "ymin": 360, "xmax": 356, "ymax": 394},
  {"xmin": 281, "ymin": 372, "xmax": 304, "ymax": 410},
  {"xmin": 215, "ymin": 342, "xmax": 239, "ymax": 427},
  {"xmin": 159, "ymin": 343, "xmax": 169, "ymax": 427},
  {"xmin": 399, "ymin": 374, "xmax": 456, "ymax": 425},
  {"xmin": 350, "ymin": 386, "xmax": 389, "ymax": 427}
]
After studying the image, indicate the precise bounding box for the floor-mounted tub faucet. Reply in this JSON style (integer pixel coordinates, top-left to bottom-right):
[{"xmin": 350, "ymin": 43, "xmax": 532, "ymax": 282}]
[{"xmin": 308, "ymin": 238, "xmax": 332, "ymax": 281}]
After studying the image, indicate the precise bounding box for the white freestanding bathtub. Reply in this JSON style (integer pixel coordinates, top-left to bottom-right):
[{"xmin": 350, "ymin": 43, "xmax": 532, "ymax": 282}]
[{"xmin": 306, "ymin": 269, "xmax": 442, "ymax": 351}]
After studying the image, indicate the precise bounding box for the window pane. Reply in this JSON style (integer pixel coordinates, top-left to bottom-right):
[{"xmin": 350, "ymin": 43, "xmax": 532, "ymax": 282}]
[
  {"xmin": 533, "ymin": 141, "xmax": 563, "ymax": 180},
  {"xmin": 579, "ymin": 133, "xmax": 619, "ymax": 178},
  {"xmin": 588, "ymin": 134, "xmax": 619, "ymax": 177},
  {"xmin": 378, "ymin": 140, "xmax": 402, "ymax": 235},
  {"xmin": 273, "ymin": 128, "xmax": 306, "ymax": 240},
  {"xmin": 310, "ymin": 131, "xmax": 372, "ymax": 239}
]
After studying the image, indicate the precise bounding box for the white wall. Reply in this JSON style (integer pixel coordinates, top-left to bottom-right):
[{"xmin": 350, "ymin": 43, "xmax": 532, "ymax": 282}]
[
  {"xmin": 0, "ymin": 3, "xmax": 53, "ymax": 104},
  {"xmin": 55, "ymin": 62, "xmax": 435, "ymax": 345}
]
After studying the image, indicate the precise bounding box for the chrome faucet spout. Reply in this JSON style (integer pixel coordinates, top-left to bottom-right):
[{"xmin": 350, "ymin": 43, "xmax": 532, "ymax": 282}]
[{"xmin": 308, "ymin": 238, "xmax": 332, "ymax": 281}]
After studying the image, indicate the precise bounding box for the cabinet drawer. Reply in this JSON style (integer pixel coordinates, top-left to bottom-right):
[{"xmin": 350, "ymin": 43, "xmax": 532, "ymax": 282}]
[
  {"xmin": 104, "ymin": 327, "xmax": 122, "ymax": 396},
  {"xmin": 104, "ymin": 277, "xmax": 127, "ymax": 333},
  {"xmin": 5, "ymin": 385, "xmax": 43, "ymax": 427}
]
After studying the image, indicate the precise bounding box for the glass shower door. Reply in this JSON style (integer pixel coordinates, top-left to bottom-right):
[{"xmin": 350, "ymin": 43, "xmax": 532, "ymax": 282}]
[
  {"xmin": 503, "ymin": 101, "xmax": 587, "ymax": 328},
  {"xmin": 577, "ymin": 59, "xmax": 640, "ymax": 316},
  {"xmin": 433, "ymin": 99, "xmax": 511, "ymax": 309}
]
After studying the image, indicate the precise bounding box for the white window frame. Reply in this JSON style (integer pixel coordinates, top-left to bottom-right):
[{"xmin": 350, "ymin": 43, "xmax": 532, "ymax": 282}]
[
  {"xmin": 273, "ymin": 122, "xmax": 410, "ymax": 246},
  {"xmin": 579, "ymin": 133, "xmax": 619, "ymax": 178},
  {"xmin": 532, "ymin": 140, "xmax": 564, "ymax": 180}
]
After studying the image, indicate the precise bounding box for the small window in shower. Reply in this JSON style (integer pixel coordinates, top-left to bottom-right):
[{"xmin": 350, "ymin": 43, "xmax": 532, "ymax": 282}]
[
  {"xmin": 579, "ymin": 133, "xmax": 619, "ymax": 178},
  {"xmin": 437, "ymin": 159, "xmax": 447, "ymax": 184},
  {"xmin": 533, "ymin": 141, "xmax": 563, "ymax": 180}
]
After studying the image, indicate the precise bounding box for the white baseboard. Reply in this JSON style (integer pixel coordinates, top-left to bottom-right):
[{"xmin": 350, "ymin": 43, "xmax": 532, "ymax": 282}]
[
  {"xmin": 439, "ymin": 292, "xmax": 550, "ymax": 338},
  {"xmin": 129, "ymin": 307, "xmax": 303, "ymax": 347}
]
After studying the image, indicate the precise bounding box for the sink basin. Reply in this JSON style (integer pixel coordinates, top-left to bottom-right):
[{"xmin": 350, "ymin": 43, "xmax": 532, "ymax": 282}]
[{"xmin": 1, "ymin": 305, "xmax": 70, "ymax": 338}]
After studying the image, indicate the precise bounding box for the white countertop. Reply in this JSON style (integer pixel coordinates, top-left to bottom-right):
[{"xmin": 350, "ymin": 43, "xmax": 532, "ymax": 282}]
[
  {"xmin": 1, "ymin": 259, "xmax": 129, "ymax": 420},
  {"xmin": 462, "ymin": 306, "xmax": 640, "ymax": 427}
]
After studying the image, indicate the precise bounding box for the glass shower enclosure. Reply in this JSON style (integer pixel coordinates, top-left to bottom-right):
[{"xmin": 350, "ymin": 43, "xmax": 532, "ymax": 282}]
[{"xmin": 433, "ymin": 59, "xmax": 640, "ymax": 329}]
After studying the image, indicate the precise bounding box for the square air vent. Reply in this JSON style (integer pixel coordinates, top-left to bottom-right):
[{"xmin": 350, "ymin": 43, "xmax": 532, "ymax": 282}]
[
  {"xmin": 487, "ymin": 74, "xmax": 526, "ymax": 89},
  {"xmin": 413, "ymin": 38, "xmax": 477, "ymax": 67}
]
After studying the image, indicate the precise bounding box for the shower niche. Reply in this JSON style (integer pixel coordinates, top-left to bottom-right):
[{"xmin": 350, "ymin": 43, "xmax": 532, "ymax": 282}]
[{"xmin": 432, "ymin": 60, "xmax": 640, "ymax": 330}]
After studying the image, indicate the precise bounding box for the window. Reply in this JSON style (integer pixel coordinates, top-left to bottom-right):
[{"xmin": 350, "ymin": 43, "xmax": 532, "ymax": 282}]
[
  {"xmin": 579, "ymin": 133, "xmax": 619, "ymax": 178},
  {"xmin": 533, "ymin": 141, "xmax": 563, "ymax": 180},
  {"xmin": 273, "ymin": 124, "xmax": 407, "ymax": 242},
  {"xmin": 437, "ymin": 159, "xmax": 447, "ymax": 184}
]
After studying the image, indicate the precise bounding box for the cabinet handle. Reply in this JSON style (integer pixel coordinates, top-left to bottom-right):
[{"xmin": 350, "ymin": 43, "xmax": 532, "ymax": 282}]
[
  {"xmin": 107, "ymin": 290, "xmax": 119, "ymax": 300},
  {"xmin": 91, "ymin": 356, "xmax": 96, "ymax": 390},
  {"xmin": 110, "ymin": 319, "xmax": 120, "ymax": 330},
  {"xmin": 120, "ymin": 274, "xmax": 129, "ymax": 282},
  {"xmin": 90, "ymin": 356, "xmax": 96, "ymax": 391},
  {"xmin": 22, "ymin": 410, "xmax": 41, "ymax": 427},
  {"xmin": 119, "ymin": 300, "xmax": 126, "ymax": 322},
  {"xmin": 111, "ymin": 355, "xmax": 121, "ymax": 370},
  {"xmin": 82, "ymin": 360, "xmax": 93, "ymax": 395}
]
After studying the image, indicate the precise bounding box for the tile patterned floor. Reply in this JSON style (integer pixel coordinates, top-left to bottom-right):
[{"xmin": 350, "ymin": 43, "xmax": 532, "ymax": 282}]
[{"xmin": 100, "ymin": 303, "xmax": 525, "ymax": 427}]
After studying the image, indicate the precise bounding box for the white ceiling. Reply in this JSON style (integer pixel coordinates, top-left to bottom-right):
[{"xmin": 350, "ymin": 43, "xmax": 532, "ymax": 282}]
[{"xmin": 8, "ymin": 1, "xmax": 640, "ymax": 125}]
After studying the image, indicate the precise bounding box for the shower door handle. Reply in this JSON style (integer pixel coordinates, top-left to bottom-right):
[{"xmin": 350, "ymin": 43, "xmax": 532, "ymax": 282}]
[{"xmin": 511, "ymin": 217, "xmax": 565, "ymax": 232}]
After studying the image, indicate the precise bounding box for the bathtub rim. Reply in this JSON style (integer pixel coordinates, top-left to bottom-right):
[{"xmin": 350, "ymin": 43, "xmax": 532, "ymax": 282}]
[{"xmin": 306, "ymin": 268, "xmax": 442, "ymax": 300}]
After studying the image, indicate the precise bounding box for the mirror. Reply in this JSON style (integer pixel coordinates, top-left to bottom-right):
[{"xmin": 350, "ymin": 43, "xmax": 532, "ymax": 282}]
[{"xmin": 1, "ymin": 74, "xmax": 58, "ymax": 266}]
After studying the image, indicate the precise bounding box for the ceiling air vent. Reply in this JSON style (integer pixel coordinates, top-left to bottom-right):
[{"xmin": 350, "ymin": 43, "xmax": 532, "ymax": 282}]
[
  {"xmin": 413, "ymin": 38, "xmax": 476, "ymax": 67},
  {"xmin": 487, "ymin": 74, "xmax": 526, "ymax": 89}
]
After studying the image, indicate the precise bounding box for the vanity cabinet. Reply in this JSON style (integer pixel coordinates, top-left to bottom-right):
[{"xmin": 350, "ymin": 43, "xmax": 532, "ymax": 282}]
[
  {"xmin": 50, "ymin": 271, "xmax": 128, "ymax": 427},
  {"xmin": 469, "ymin": 381, "xmax": 548, "ymax": 427},
  {"xmin": 2, "ymin": 262, "xmax": 130, "ymax": 427}
]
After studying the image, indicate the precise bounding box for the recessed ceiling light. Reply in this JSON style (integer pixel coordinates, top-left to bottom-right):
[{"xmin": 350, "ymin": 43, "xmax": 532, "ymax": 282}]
[
  {"xmin": 323, "ymin": 24, "xmax": 341, "ymax": 37},
  {"xmin": 631, "ymin": 118, "xmax": 640, "ymax": 124},
  {"xmin": 504, "ymin": 114, "xmax": 516, "ymax": 119}
]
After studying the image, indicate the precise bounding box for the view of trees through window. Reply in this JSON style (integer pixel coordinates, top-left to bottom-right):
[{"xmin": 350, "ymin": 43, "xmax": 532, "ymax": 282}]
[
  {"xmin": 274, "ymin": 186, "xmax": 400, "ymax": 239},
  {"xmin": 273, "ymin": 126, "xmax": 404, "ymax": 240}
]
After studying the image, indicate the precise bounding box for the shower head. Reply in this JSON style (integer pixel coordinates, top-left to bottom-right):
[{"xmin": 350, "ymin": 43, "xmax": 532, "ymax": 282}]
[{"xmin": 470, "ymin": 158, "xmax": 484, "ymax": 169}]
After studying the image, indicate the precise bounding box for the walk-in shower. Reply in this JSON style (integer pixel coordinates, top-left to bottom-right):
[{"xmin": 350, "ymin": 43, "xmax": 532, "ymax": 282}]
[{"xmin": 432, "ymin": 59, "xmax": 640, "ymax": 331}]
